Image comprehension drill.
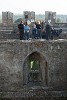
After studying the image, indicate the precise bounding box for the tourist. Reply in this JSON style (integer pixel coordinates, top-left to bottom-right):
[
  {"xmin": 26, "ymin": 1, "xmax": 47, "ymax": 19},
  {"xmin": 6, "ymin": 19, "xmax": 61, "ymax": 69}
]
[
  {"xmin": 36, "ymin": 21, "xmax": 42, "ymax": 39},
  {"xmin": 32, "ymin": 24, "xmax": 37, "ymax": 39},
  {"xmin": 18, "ymin": 20, "xmax": 24, "ymax": 40},
  {"xmin": 45, "ymin": 23, "xmax": 52, "ymax": 40},
  {"xmin": 24, "ymin": 22, "xmax": 30, "ymax": 40}
]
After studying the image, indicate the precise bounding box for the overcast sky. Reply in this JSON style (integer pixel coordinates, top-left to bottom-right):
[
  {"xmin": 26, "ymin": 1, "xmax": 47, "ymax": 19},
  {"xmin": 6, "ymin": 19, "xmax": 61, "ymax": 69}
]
[{"xmin": 0, "ymin": 0, "xmax": 67, "ymax": 15}]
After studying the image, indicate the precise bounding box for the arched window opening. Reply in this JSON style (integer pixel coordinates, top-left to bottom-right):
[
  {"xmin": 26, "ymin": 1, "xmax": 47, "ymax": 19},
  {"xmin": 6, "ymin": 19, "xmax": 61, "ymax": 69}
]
[
  {"xmin": 23, "ymin": 52, "xmax": 48, "ymax": 86},
  {"xmin": 28, "ymin": 59, "xmax": 41, "ymax": 82}
]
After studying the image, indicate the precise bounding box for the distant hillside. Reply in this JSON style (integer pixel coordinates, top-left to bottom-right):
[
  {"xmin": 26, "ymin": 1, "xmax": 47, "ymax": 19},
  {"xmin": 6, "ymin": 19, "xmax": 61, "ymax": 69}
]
[
  {"xmin": 35, "ymin": 14, "xmax": 67, "ymax": 22},
  {"xmin": 13, "ymin": 14, "xmax": 45, "ymax": 22},
  {"xmin": 35, "ymin": 14, "xmax": 45, "ymax": 21},
  {"xmin": 56, "ymin": 15, "xmax": 67, "ymax": 22},
  {"xmin": 13, "ymin": 14, "xmax": 67, "ymax": 22},
  {"xmin": 13, "ymin": 14, "xmax": 23, "ymax": 21}
]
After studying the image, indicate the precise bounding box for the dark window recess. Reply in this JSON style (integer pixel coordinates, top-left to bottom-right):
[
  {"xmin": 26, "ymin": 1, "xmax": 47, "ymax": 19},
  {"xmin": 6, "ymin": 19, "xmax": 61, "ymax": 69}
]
[{"xmin": 28, "ymin": 60, "xmax": 41, "ymax": 82}]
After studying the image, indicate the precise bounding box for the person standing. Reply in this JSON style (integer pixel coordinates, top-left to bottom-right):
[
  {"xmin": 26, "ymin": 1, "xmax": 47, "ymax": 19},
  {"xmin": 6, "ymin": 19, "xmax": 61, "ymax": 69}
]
[
  {"xmin": 45, "ymin": 23, "xmax": 52, "ymax": 40},
  {"xmin": 18, "ymin": 20, "xmax": 24, "ymax": 40},
  {"xmin": 32, "ymin": 24, "xmax": 37, "ymax": 39},
  {"xmin": 36, "ymin": 21, "xmax": 42, "ymax": 39},
  {"xmin": 24, "ymin": 22, "xmax": 30, "ymax": 40}
]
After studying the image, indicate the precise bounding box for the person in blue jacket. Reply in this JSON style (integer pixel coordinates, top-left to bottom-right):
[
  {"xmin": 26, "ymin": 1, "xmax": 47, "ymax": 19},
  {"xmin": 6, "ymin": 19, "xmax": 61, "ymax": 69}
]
[{"xmin": 24, "ymin": 22, "xmax": 30, "ymax": 40}]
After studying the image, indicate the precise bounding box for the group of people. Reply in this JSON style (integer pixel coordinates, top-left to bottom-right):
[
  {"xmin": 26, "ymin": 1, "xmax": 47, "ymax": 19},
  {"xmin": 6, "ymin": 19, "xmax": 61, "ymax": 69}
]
[
  {"xmin": 18, "ymin": 20, "xmax": 62, "ymax": 40},
  {"xmin": 18, "ymin": 21, "xmax": 30, "ymax": 40},
  {"xmin": 42, "ymin": 24, "xmax": 62, "ymax": 40},
  {"xmin": 18, "ymin": 20, "xmax": 42, "ymax": 40}
]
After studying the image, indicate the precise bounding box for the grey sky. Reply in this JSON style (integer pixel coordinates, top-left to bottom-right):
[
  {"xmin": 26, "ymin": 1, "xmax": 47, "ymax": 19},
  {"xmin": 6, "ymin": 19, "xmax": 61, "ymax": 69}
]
[{"xmin": 0, "ymin": 0, "xmax": 67, "ymax": 15}]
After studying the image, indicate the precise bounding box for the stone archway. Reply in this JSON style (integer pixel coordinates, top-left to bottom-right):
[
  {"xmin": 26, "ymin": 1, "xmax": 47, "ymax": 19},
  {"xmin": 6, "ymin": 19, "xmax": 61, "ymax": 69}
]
[{"xmin": 23, "ymin": 51, "xmax": 48, "ymax": 87}]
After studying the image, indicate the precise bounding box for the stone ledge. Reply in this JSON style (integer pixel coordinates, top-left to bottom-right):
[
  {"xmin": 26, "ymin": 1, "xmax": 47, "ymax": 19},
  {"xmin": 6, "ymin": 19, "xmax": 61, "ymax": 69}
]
[{"xmin": 0, "ymin": 90, "xmax": 67, "ymax": 98}]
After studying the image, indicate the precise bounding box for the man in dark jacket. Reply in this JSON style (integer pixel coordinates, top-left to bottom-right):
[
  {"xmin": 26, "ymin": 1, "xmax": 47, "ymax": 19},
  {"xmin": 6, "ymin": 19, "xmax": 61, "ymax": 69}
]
[
  {"xmin": 45, "ymin": 24, "xmax": 52, "ymax": 40},
  {"xmin": 18, "ymin": 21, "xmax": 24, "ymax": 40},
  {"xmin": 36, "ymin": 21, "xmax": 42, "ymax": 39}
]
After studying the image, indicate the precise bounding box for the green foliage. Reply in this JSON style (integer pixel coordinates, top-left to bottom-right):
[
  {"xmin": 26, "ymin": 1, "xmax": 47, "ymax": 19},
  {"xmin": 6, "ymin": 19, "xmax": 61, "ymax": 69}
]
[
  {"xmin": 29, "ymin": 60, "xmax": 39, "ymax": 70},
  {"xmin": 56, "ymin": 18, "xmax": 61, "ymax": 23}
]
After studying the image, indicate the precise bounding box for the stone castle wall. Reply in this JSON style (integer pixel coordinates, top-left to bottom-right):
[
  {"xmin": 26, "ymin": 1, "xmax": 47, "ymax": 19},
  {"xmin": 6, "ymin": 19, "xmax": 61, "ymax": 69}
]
[{"xmin": 0, "ymin": 39, "xmax": 67, "ymax": 99}]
